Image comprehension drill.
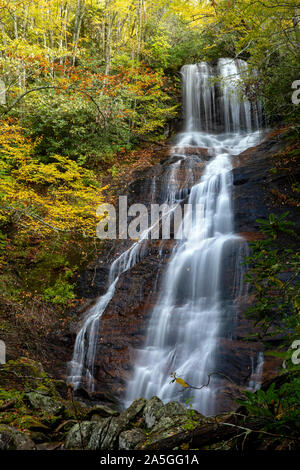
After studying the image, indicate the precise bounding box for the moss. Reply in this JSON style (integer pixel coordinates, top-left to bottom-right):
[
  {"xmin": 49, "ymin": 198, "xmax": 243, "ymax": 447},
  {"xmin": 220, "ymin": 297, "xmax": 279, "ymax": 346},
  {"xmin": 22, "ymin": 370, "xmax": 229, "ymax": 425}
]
[
  {"xmin": 0, "ymin": 358, "xmax": 61, "ymax": 401},
  {"xmin": 62, "ymin": 399, "xmax": 88, "ymax": 421}
]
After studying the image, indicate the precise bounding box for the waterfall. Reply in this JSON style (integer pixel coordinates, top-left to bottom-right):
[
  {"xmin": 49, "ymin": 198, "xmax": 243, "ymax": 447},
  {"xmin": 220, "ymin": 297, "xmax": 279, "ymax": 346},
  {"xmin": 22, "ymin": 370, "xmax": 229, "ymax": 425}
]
[
  {"xmin": 125, "ymin": 59, "xmax": 264, "ymax": 415},
  {"xmin": 248, "ymin": 352, "xmax": 264, "ymax": 391},
  {"xmin": 68, "ymin": 58, "xmax": 264, "ymax": 412},
  {"xmin": 67, "ymin": 230, "xmax": 152, "ymax": 391}
]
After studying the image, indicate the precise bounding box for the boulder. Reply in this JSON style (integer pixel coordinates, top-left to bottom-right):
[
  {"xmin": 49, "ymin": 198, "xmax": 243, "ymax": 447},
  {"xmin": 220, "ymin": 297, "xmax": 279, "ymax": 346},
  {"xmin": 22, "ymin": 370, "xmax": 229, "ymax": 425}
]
[
  {"xmin": 163, "ymin": 401, "xmax": 187, "ymax": 418},
  {"xmin": 148, "ymin": 415, "xmax": 189, "ymax": 439},
  {"xmin": 65, "ymin": 421, "xmax": 98, "ymax": 450},
  {"xmin": 87, "ymin": 418, "xmax": 112, "ymax": 450},
  {"xmin": 137, "ymin": 413, "xmax": 214, "ymax": 450},
  {"xmin": 143, "ymin": 396, "xmax": 164, "ymax": 429},
  {"xmin": 25, "ymin": 391, "xmax": 64, "ymax": 415},
  {"xmin": 0, "ymin": 424, "xmax": 35, "ymax": 450},
  {"xmin": 87, "ymin": 397, "xmax": 147, "ymax": 450},
  {"xmin": 119, "ymin": 428, "xmax": 146, "ymax": 450}
]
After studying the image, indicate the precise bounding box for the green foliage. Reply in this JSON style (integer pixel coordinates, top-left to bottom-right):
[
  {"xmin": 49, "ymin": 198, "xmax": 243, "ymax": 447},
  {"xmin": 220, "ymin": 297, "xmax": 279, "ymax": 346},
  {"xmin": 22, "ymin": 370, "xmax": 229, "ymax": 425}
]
[
  {"xmin": 244, "ymin": 212, "xmax": 300, "ymax": 340},
  {"xmin": 18, "ymin": 91, "xmax": 131, "ymax": 165},
  {"xmin": 43, "ymin": 278, "xmax": 75, "ymax": 305},
  {"xmin": 182, "ymin": 398, "xmax": 198, "ymax": 431},
  {"xmin": 237, "ymin": 373, "xmax": 300, "ymax": 436},
  {"xmin": 256, "ymin": 211, "xmax": 297, "ymax": 240}
]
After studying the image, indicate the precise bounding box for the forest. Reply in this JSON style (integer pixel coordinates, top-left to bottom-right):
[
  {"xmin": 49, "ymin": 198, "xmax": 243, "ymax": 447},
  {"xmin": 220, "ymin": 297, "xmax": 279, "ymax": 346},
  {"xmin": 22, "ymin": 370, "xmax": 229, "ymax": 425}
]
[{"xmin": 0, "ymin": 0, "xmax": 299, "ymax": 455}]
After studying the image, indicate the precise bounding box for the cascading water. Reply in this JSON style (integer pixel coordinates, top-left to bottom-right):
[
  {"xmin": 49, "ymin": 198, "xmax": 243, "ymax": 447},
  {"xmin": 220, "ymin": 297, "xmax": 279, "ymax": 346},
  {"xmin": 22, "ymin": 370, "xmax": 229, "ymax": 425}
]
[
  {"xmin": 68, "ymin": 58, "xmax": 265, "ymax": 411},
  {"xmin": 125, "ymin": 59, "xmax": 265, "ymax": 414},
  {"xmin": 67, "ymin": 230, "xmax": 152, "ymax": 391}
]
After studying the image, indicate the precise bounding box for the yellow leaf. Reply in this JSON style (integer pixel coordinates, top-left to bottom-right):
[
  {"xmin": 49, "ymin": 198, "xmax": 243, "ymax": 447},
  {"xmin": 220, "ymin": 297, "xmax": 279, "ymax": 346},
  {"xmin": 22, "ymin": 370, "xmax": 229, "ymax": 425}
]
[{"xmin": 175, "ymin": 377, "xmax": 189, "ymax": 388}]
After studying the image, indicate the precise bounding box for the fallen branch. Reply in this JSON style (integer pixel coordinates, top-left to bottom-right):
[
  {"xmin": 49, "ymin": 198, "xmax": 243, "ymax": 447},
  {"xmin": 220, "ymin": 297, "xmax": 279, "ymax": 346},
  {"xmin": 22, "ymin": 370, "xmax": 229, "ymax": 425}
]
[{"xmin": 170, "ymin": 371, "xmax": 235, "ymax": 390}]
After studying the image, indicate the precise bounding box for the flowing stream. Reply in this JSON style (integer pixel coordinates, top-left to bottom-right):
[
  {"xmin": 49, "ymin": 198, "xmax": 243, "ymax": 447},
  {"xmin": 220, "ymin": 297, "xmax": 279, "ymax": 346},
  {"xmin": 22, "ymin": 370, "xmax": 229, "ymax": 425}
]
[{"xmin": 68, "ymin": 59, "xmax": 265, "ymax": 413}]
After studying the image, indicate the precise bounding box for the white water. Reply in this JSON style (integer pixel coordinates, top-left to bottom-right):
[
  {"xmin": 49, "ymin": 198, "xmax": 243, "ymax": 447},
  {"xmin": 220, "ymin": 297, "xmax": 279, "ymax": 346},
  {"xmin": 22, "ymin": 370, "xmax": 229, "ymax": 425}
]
[
  {"xmin": 249, "ymin": 351, "xmax": 264, "ymax": 391},
  {"xmin": 125, "ymin": 59, "xmax": 265, "ymax": 414}
]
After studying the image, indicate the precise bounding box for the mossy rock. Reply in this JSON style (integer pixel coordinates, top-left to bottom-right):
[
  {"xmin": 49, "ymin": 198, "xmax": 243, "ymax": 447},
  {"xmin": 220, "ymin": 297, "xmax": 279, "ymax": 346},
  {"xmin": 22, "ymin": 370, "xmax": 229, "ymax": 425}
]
[
  {"xmin": 52, "ymin": 379, "xmax": 68, "ymax": 399},
  {"xmin": 17, "ymin": 415, "xmax": 51, "ymax": 433},
  {"xmin": 24, "ymin": 391, "xmax": 64, "ymax": 415},
  {"xmin": 62, "ymin": 399, "xmax": 89, "ymax": 420},
  {"xmin": 0, "ymin": 357, "xmax": 57, "ymax": 397},
  {"xmin": 119, "ymin": 428, "xmax": 146, "ymax": 450},
  {"xmin": 0, "ymin": 424, "xmax": 35, "ymax": 450}
]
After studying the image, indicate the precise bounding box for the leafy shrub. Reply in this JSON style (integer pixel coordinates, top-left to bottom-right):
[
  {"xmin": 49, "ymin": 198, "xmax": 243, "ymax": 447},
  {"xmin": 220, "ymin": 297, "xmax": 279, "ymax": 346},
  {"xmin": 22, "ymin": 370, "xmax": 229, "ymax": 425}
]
[
  {"xmin": 237, "ymin": 373, "xmax": 300, "ymax": 436},
  {"xmin": 43, "ymin": 278, "xmax": 75, "ymax": 305}
]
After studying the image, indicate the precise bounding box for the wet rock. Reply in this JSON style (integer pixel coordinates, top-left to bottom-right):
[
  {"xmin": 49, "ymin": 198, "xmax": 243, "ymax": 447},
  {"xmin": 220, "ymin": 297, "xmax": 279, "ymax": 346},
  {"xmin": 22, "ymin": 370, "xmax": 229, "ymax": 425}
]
[
  {"xmin": 119, "ymin": 428, "xmax": 146, "ymax": 450},
  {"xmin": 89, "ymin": 390, "xmax": 121, "ymax": 410},
  {"xmin": 161, "ymin": 155, "xmax": 184, "ymax": 165},
  {"xmin": 65, "ymin": 421, "xmax": 98, "ymax": 450},
  {"xmin": 25, "ymin": 391, "xmax": 64, "ymax": 415},
  {"xmin": 0, "ymin": 424, "xmax": 36, "ymax": 450}
]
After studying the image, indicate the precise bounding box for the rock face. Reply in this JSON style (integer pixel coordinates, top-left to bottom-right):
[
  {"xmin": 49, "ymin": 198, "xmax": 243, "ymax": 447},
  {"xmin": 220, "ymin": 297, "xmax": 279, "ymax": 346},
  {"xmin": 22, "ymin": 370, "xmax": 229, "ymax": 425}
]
[{"xmin": 68, "ymin": 130, "xmax": 299, "ymax": 412}]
